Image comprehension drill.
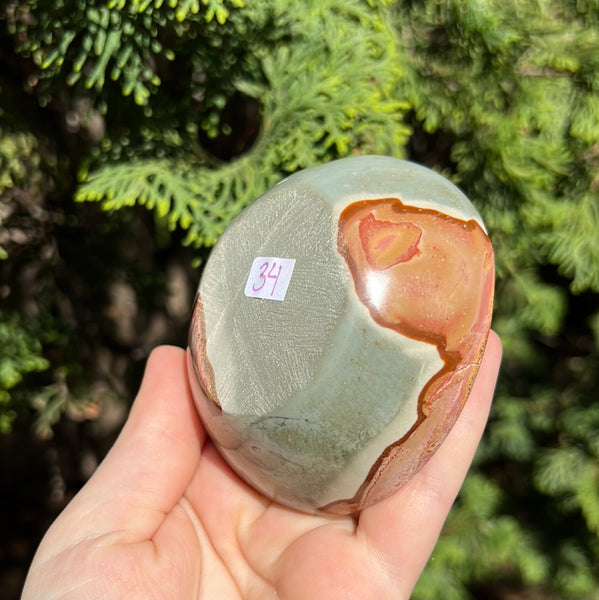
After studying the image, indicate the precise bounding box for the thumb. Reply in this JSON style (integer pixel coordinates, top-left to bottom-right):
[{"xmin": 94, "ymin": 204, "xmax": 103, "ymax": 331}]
[{"xmin": 52, "ymin": 346, "xmax": 205, "ymax": 541}]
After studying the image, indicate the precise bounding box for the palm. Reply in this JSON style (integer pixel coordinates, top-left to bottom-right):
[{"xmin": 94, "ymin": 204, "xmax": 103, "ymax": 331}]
[
  {"xmin": 23, "ymin": 337, "xmax": 501, "ymax": 600},
  {"xmin": 142, "ymin": 442, "xmax": 381, "ymax": 600}
]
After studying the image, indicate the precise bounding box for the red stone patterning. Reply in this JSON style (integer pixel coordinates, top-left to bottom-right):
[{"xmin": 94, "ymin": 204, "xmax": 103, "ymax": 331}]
[
  {"xmin": 189, "ymin": 292, "xmax": 220, "ymax": 409},
  {"xmin": 324, "ymin": 197, "xmax": 495, "ymax": 514}
]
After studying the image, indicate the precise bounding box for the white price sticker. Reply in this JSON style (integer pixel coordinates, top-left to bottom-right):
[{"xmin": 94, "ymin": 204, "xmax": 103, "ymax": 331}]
[{"xmin": 244, "ymin": 257, "xmax": 296, "ymax": 301}]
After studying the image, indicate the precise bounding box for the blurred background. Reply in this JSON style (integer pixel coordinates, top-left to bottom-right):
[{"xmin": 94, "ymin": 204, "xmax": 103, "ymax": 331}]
[{"xmin": 1, "ymin": 0, "xmax": 598, "ymax": 598}]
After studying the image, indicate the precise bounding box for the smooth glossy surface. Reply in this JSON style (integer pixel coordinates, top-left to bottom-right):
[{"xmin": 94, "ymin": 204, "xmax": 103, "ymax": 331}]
[{"xmin": 187, "ymin": 156, "xmax": 494, "ymax": 514}]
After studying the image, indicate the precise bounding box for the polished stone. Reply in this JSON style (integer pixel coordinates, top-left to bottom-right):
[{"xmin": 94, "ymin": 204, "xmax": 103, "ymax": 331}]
[{"xmin": 188, "ymin": 156, "xmax": 494, "ymax": 514}]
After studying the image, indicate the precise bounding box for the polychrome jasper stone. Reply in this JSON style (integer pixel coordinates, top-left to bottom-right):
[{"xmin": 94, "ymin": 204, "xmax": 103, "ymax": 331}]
[{"xmin": 187, "ymin": 155, "xmax": 494, "ymax": 515}]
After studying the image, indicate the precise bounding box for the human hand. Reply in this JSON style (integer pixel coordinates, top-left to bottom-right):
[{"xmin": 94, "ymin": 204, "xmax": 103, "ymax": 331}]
[{"xmin": 22, "ymin": 332, "xmax": 501, "ymax": 600}]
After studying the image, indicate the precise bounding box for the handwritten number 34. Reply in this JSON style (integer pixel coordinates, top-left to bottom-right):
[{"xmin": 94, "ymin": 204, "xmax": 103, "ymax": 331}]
[{"xmin": 252, "ymin": 260, "xmax": 282, "ymax": 296}]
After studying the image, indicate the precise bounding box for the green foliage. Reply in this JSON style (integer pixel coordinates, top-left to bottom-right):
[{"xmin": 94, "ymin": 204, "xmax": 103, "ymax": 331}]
[
  {"xmin": 11, "ymin": 0, "xmax": 410, "ymax": 247},
  {"xmin": 401, "ymin": 0, "xmax": 599, "ymax": 329},
  {"xmin": 399, "ymin": 1, "xmax": 599, "ymax": 597},
  {"xmin": 414, "ymin": 475, "xmax": 550, "ymax": 599},
  {"xmin": 0, "ymin": 121, "xmax": 42, "ymax": 259},
  {"xmin": 0, "ymin": 312, "xmax": 49, "ymax": 433},
  {"xmin": 73, "ymin": 0, "xmax": 410, "ymax": 246},
  {"xmin": 537, "ymin": 192, "xmax": 599, "ymax": 293},
  {"xmin": 1, "ymin": 0, "xmax": 599, "ymax": 597},
  {"xmin": 11, "ymin": 0, "xmax": 244, "ymax": 105},
  {"xmin": 0, "ymin": 129, "xmax": 39, "ymax": 195}
]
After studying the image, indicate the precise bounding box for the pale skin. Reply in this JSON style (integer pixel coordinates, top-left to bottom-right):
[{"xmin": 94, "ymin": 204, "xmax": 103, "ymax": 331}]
[{"xmin": 22, "ymin": 332, "xmax": 502, "ymax": 600}]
